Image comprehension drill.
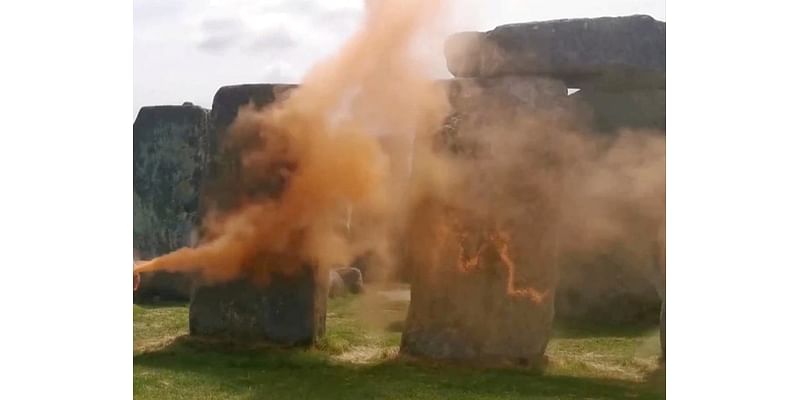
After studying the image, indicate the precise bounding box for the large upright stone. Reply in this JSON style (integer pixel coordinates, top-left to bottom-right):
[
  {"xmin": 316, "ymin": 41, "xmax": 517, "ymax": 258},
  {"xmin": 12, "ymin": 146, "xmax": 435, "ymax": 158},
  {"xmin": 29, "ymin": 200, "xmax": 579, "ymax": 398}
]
[
  {"xmin": 555, "ymin": 87, "xmax": 665, "ymax": 324},
  {"xmin": 400, "ymin": 77, "xmax": 566, "ymax": 366},
  {"xmin": 133, "ymin": 103, "xmax": 209, "ymax": 302},
  {"xmin": 445, "ymin": 15, "xmax": 665, "ymax": 89},
  {"xmin": 133, "ymin": 103, "xmax": 209, "ymax": 256},
  {"xmin": 188, "ymin": 83, "xmax": 327, "ymax": 346}
]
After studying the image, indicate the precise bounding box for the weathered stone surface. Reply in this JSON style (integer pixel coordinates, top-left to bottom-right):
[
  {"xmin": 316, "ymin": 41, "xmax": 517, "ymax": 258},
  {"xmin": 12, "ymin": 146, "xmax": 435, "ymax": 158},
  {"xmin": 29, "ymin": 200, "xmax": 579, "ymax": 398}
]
[
  {"xmin": 432, "ymin": 76, "xmax": 570, "ymax": 160},
  {"xmin": 335, "ymin": 267, "xmax": 364, "ymax": 294},
  {"xmin": 554, "ymin": 83, "xmax": 665, "ymax": 323},
  {"xmin": 561, "ymin": 93, "xmax": 664, "ymax": 323},
  {"xmin": 328, "ymin": 267, "xmax": 365, "ymax": 298},
  {"xmin": 555, "ymin": 253, "xmax": 661, "ymax": 324},
  {"xmin": 554, "ymin": 189, "xmax": 664, "ymax": 325},
  {"xmin": 350, "ymin": 252, "xmax": 374, "ymax": 282},
  {"xmin": 133, "ymin": 103, "xmax": 209, "ymax": 302},
  {"xmin": 186, "ymin": 83, "xmax": 328, "ymax": 345},
  {"xmin": 445, "ymin": 15, "xmax": 665, "ymax": 89},
  {"xmin": 401, "ymin": 235, "xmax": 557, "ymax": 365},
  {"xmin": 201, "ymin": 84, "xmax": 298, "ymax": 215},
  {"xmin": 570, "ymin": 88, "xmax": 665, "ymax": 133},
  {"xmin": 210, "ymin": 84, "xmax": 298, "ymax": 132},
  {"xmin": 400, "ymin": 77, "xmax": 565, "ymax": 365},
  {"xmin": 133, "ymin": 103, "xmax": 209, "ymax": 256},
  {"xmin": 189, "ymin": 265, "xmax": 326, "ymax": 345},
  {"xmin": 328, "ymin": 270, "xmax": 346, "ymax": 298},
  {"xmin": 555, "ymin": 214, "xmax": 664, "ymax": 325},
  {"xmin": 442, "ymin": 75, "xmax": 567, "ymax": 111}
]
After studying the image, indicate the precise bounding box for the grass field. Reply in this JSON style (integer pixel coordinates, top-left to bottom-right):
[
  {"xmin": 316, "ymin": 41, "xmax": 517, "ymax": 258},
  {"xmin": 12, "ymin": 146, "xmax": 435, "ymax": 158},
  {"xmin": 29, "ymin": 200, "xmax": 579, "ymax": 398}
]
[{"xmin": 134, "ymin": 287, "xmax": 665, "ymax": 399}]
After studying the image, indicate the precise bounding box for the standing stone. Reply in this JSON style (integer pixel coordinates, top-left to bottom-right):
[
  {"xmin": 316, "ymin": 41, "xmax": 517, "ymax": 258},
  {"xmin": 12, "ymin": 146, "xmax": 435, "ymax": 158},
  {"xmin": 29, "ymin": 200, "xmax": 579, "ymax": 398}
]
[
  {"xmin": 188, "ymin": 83, "xmax": 327, "ymax": 346},
  {"xmin": 555, "ymin": 85, "xmax": 665, "ymax": 324},
  {"xmin": 133, "ymin": 103, "xmax": 209, "ymax": 302},
  {"xmin": 400, "ymin": 77, "xmax": 565, "ymax": 366},
  {"xmin": 445, "ymin": 15, "xmax": 665, "ymax": 89}
]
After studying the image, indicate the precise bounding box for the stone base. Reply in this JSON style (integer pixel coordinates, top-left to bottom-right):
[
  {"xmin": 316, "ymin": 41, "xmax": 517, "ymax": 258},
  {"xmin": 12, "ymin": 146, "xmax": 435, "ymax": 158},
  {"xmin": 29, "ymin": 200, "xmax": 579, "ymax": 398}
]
[
  {"xmin": 189, "ymin": 265, "xmax": 326, "ymax": 346},
  {"xmin": 401, "ymin": 266, "xmax": 554, "ymax": 365}
]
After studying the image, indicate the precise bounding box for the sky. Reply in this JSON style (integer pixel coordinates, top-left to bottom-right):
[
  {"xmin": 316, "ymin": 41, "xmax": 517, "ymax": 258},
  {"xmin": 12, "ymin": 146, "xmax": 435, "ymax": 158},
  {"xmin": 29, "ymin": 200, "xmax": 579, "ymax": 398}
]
[{"xmin": 133, "ymin": 0, "xmax": 665, "ymax": 119}]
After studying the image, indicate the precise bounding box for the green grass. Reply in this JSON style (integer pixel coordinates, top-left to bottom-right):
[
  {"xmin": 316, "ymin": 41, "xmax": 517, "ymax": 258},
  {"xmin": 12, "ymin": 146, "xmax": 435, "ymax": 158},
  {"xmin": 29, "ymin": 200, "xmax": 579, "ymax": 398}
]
[{"xmin": 134, "ymin": 288, "xmax": 665, "ymax": 399}]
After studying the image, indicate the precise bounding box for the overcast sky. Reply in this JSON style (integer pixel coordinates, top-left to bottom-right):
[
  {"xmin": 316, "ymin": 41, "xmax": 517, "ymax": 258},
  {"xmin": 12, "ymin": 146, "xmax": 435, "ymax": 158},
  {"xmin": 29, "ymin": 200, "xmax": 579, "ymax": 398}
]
[{"xmin": 133, "ymin": 0, "xmax": 665, "ymax": 119}]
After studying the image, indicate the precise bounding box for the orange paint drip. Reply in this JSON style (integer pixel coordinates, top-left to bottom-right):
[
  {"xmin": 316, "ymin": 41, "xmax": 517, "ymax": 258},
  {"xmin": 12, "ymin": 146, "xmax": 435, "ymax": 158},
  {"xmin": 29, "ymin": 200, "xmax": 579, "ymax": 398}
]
[
  {"xmin": 452, "ymin": 219, "xmax": 548, "ymax": 304},
  {"xmin": 489, "ymin": 230, "xmax": 549, "ymax": 304}
]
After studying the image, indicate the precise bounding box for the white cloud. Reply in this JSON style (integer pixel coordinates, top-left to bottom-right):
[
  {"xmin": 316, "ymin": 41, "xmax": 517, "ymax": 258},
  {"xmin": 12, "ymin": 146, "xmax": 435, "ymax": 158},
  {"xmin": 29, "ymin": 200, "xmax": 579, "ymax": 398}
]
[
  {"xmin": 248, "ymin": 27, "xmax": 298, "ymax": 53},
  {"xmin": 197, "ymin": 17, "xmax": 246, "ymax": 53}
]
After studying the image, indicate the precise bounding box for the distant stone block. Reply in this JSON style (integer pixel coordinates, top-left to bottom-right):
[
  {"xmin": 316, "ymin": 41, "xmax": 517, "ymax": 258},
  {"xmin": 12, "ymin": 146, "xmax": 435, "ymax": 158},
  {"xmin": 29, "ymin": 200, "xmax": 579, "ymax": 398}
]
[{"xmin": 335, "ymin": 267, "xmax": 364, "ymax": 294}]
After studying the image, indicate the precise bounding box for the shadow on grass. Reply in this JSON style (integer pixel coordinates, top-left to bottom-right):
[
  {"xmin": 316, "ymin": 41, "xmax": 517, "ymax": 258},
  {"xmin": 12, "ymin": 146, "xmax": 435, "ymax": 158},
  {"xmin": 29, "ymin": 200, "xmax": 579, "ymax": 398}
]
[
  {"xmin": 134, "ymin": 336, "xmax": 665, "ymax": 400},
  {"xmin": 133, "ymin": 301, "xmax": 189, "ymax": 309},
  {"xmin": 552, "ymin": 320, "xmax": 659, "ymax": 339}
]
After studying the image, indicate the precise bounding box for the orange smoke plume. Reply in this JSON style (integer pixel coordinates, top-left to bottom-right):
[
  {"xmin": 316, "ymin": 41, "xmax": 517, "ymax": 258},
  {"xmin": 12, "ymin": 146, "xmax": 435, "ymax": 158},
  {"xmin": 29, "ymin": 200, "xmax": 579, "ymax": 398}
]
[
  {"xmin": 135, "ymin": 0, "xmax": 452, "ymax": 283},
  {"xmin": 134, "ymin": 0, "xmax": 665, "ymax": 303}
]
